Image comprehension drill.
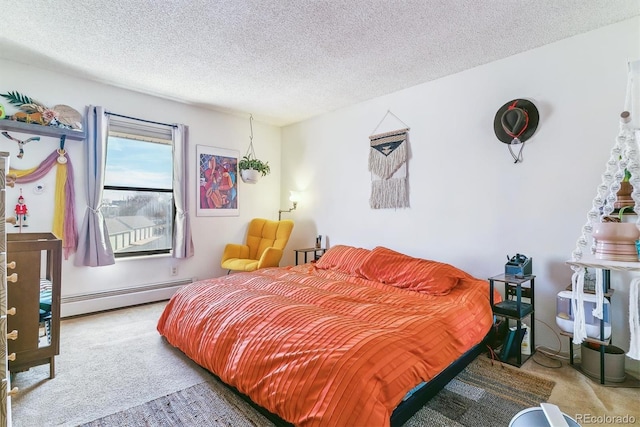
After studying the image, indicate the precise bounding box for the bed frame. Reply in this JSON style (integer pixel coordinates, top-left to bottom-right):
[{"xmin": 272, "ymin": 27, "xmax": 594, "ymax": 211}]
[
  {"xmin": 213, "ymin": 339, "xmax": 487, "ymax": 427},
  {"xmin": 390, "ymin": 341, "xmax": 484, "ymax": 426}
]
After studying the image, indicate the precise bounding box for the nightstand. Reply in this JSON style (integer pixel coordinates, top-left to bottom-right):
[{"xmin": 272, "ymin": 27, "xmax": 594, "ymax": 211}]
[
  {"xmin": 489, "ymin": 274, "xmax": 535, "ymax": 367},
  {"xmin": 294, "ymin": 248, "xmax": 327, "ymax": 265}
]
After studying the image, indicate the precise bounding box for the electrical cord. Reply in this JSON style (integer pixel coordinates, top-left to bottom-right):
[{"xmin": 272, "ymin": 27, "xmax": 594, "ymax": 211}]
[
  {"xmin": 530, "ymin": 317, "xmax": 583, "ymax": 368},
  {"xmin": 530, "ymin": 350, "xmax": 563, "ymax": 369},
  {"xmin": 488, "ymin": 315, "xmax": 583, "ymax": 369}
]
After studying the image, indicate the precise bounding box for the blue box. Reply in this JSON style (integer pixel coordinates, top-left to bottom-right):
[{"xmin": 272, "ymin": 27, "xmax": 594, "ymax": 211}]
[{"xmin": 505, "ymin": 255, "xmax": 532, "ymax": 277}]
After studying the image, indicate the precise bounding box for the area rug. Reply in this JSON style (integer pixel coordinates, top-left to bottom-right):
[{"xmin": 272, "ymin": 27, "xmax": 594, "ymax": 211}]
[
  {"xmin": 415, "ymin": 356, "xmax": 556, "ymax": 427},
  {"xmin": 81, "ymin": 356, "xmax": 555, "ymax": 427}
]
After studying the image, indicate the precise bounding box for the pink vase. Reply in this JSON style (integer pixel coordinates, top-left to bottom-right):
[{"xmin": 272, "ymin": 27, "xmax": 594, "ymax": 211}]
[{"xmin": 593, "ymin": 223, "xmax": 640, "ymax": 262}]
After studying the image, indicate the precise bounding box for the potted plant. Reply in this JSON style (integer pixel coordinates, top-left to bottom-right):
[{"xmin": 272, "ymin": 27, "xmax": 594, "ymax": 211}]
[
  {"xmin": 239, "ymin": 114, "xmax": 271, "ymax": 184},
  {"xmin": 593, "ymin": 206, "xmax": 639, "ymax": 261},
  {"xmin": 239, "ymin": 155, "xmax": 270, "ymax": 184},
  {"xmin": 615, "ymin": 167, "xmax": 633, "ymax": 209}
]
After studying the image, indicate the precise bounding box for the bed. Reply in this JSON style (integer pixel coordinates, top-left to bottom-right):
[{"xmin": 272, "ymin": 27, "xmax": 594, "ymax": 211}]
[{"xmin": 157, "ymin": 245, "xmax": 497, "ymax": 427}]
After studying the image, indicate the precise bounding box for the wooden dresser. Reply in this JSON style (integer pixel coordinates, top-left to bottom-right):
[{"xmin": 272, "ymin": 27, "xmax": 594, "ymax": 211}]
[
  {"xmin": 6, "ymin": 233, "xmax": 61, "ymax": 380},
  {"xmin": 0, "ymin": 152, "xmax": 14, "ymax": 426}
]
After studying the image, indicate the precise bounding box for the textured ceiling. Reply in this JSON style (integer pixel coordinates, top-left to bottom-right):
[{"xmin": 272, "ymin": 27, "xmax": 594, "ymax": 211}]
[{"xmin": 1, "ymin": 1, "xmax": 639, "ymax": 126}]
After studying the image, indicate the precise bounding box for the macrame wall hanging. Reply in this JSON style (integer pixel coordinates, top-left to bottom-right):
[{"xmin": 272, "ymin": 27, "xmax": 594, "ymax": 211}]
[
  {"xmin": 9, "ymin": 137, "xmax": 78, "ymax": 260},
  {"xmin": 569, "ymin": 112, "xmax": 640, "ymax": 360},
  {"xmin": 568, "ymin": 60, "xmax": 640, "ymax": 361},
  {"xmin": 368, "ymin": 111, "xmax": 410, "ymax": 209}
]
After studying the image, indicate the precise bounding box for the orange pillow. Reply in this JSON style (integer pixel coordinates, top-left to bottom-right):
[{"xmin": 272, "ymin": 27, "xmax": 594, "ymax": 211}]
[
  {"xmin": 315, "ymin": 245, "xmax": 372, "ymax": 275},
  {"xmin": 355, "ymin": 246, "xmax": 467, "ymax": 295}
]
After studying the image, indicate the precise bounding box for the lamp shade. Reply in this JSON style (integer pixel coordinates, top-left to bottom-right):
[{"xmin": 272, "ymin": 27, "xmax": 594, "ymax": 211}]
[{"xmin": 289, "ymin": 191, "xmax": 302, "ymax": 203}]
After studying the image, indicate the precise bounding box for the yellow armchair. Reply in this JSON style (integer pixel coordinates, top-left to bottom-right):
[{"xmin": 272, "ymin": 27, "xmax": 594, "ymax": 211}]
[{"xmin": 221, "ymin": 218, "xmax": 294, "ymax": 273}]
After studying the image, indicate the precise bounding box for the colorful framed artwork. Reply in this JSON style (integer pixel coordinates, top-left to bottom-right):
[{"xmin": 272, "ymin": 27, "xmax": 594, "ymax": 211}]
[{"xmin": 196, "ymin": 145, "xmax": 239, "ymax": 216}]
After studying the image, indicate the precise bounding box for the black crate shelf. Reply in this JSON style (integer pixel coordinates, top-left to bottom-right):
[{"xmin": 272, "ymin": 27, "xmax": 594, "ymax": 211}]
[{"xmin": 492, "ymin": 300, "xmax": 533, "ymax": 318}]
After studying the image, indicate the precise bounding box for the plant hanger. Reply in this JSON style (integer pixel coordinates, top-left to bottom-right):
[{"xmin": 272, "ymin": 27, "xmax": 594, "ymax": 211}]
[
  {"xmin": 245, "ymin": 114, "xmax": 257, "ymax": 160},
  {"xmin": 239, "ymin": 114, "xmax": 270, "ymax": 183}
]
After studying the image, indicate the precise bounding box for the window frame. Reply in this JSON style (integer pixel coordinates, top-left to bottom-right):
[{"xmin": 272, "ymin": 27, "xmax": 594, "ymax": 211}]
[{"xmin": 103, "ymin": 118, "xmax": 175, "ymax": 259}]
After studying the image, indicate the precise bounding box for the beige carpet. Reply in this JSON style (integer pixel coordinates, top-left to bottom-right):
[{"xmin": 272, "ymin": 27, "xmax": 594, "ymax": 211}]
[
  {"xmin": 523, "ymin": 351, "xmax": 640, "ymax": 425},
  {"xmin": 11, "ymin": 302, "xmax": 213, "ymax": 427},
  {"xmin": 9, "ymin": 301, "xmax": 635, "ymax": 426}
]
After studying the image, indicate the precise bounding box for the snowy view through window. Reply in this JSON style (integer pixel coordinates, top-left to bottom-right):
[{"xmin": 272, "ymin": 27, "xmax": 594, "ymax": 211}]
[{"xmin": 103, "ymin": 136, "xmax": 173, "ymax": 256}]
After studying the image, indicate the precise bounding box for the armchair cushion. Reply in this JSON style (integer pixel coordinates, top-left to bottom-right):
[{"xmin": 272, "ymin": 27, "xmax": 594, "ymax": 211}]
[
  {"xmin": 221, "ymin": 243, "xmax": 250, "ymax": 262},
  {"xmin": 258, "ymin": 247, "xmax": 284, "ymax": 269},
  {"xmin": 222, "ymin": 258, "xmax": 260, "ymax": 272}
]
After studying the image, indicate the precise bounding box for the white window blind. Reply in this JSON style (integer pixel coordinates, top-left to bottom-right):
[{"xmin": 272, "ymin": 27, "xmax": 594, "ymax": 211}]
[{"xmin": 108, "ymin": 116, "xmax": 172, "ymax": 144}]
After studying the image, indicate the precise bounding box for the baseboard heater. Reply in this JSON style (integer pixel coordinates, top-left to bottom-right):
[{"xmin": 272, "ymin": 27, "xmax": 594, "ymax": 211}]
[{"xmin": 61, "ymin": 278, "xmax": 194, "ymax": 318}]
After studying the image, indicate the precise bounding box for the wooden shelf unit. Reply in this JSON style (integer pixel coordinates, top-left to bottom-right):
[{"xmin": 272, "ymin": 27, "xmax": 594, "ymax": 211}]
[
  {"xmin": 566, "ymin": 256, "xmax": 640, "ymax": 272},
  {"xmin": 6, "ymin": 233, "xmax": 61, "ymax": 379},
  {"xmin": 1, "ymin": 152, "xmax": 12, "ymax": 426},
  {"xmin": 0, "ymin": 119, "xmax": 85, "ymax": 141}
]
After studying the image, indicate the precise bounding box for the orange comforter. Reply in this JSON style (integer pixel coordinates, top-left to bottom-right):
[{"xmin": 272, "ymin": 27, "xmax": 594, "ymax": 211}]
[{"xmin": 157, "ymin": 264, "xmax": 494, "ymax": 427}]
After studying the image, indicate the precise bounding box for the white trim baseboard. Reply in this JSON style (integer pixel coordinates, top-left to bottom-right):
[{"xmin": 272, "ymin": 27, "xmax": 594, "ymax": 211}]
[{"xmin": 61, "ymin": 278, "xmax": 194, "ymax": 317}]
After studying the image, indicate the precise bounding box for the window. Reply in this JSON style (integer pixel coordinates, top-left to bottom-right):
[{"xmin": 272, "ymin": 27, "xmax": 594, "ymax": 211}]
[{"xmin": 102, "ymin": 117, "xmax": 174, "ymax": 257}]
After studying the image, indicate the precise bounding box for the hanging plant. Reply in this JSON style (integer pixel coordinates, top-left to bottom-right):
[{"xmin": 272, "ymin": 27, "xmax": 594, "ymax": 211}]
[
  {"xmin": 239, "ymin": 156, "xmax": 270, "ymax": 176},
  {"xmin": 239, "ymin": 114, "xmax": 270, "ymax": 184}
]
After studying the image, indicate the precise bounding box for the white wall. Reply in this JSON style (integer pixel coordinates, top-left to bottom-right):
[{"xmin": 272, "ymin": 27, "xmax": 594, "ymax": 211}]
[
  {"xmin": 1, "ymin": 59, "xmax": 282, "ymax": 315},
  {"xmin": 281, "ymin": 18, "xmax": 640, "ymax": 371}
]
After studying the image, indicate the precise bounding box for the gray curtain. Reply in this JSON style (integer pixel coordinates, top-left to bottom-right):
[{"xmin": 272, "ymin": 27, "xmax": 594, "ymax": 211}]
[
  {"xmin": 74, "ymin": 106, "xmax": 116, "ymax": 266},
  {"xmin": 172, "ymin": 124, "xmax": 194, "ymax": 258}
]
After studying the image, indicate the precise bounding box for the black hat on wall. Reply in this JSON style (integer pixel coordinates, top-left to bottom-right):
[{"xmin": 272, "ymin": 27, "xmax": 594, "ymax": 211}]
[{"xmin": 494, "ymin": 99, "xmax": 539, "ymax": 144}]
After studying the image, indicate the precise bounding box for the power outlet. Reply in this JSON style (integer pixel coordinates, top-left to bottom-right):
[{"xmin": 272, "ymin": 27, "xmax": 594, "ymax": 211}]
[{"xmin": 170, "ymin": 266, "xmax": 178, "ymax": 276}]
